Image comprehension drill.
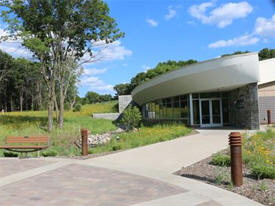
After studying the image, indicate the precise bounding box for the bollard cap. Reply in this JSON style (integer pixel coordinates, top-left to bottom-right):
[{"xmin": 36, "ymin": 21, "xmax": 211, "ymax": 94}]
[{"xmin": 229, "ymin": 132, "xmax": 241, "ymax": 138}]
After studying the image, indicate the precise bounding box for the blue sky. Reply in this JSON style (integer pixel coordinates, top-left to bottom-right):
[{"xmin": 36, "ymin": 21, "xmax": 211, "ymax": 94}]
[{"xmin": 0, "ymin": 0, "xmax": 274, "ymax": 97}]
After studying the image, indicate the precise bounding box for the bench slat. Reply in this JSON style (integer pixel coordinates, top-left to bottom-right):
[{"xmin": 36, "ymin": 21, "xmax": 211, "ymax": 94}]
[
  {"xmin": 6, "ymin": 136, "xmax": 48, "ymax": 144},
  {"xmin": 0, "ymin": 145, "xmax": 48, "ymax": 149}
]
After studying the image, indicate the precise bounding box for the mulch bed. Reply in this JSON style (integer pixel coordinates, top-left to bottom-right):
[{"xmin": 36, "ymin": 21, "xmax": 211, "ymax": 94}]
[{"xmin": 175, "ymin": 156, "xmax": 275, "ymax": 206}]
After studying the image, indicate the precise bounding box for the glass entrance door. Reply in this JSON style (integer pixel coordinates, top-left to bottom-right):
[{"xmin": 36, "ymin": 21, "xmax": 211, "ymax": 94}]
[
  {"xmin": 200, "ymin": 99, "xmax": 223, "ymax": 127},
  {"xmin": 201, "ymin": 100, "xmax": 211, "ymax": 126}
]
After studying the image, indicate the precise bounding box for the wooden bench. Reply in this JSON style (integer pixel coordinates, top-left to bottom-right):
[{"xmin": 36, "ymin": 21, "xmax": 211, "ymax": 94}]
[{"xmin": 0, "ymin": 136, "xmax": 49, "ymax": 156}]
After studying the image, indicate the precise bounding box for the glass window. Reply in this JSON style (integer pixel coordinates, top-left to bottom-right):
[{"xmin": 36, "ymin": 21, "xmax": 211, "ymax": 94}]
[
  {"xmin": 193, "ymin": 100, "xmax": 200, "ymax": 124},
  {"xmin": 200, "ymin": 92, "xmax": 220, "ymax": 98},
  {"xmin": 180, "ymin": 100, "xmax": 189, "ymax": 119},
  {"xmin": 192, "ymin": 93, "xmax": 199, "ymax": 99}
]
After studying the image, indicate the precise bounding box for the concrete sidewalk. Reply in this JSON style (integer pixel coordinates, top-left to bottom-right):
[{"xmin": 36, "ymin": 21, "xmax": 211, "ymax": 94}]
[{"xmin": 85, "ymin": 129, "xmax": 248, "ymax": 173}]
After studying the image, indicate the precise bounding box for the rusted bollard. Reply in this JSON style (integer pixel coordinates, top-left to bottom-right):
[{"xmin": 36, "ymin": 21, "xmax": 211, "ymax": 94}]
[
  {"xmin": 81, "ymin": 129, "xmax": 88, "ymax": 156},
  {"xmin": 229, "ymin": 132, "xmax": 243, "ymax": 187},
  {"xmin": 267, "ymin": 110, "xmax": 271, "ymax": 125}
]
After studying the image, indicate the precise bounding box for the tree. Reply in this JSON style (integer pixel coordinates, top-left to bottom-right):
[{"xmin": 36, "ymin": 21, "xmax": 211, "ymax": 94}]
[
  {"xmin": 113, "ymin": 83, "xmax": 131, "ymax": 96},
  {"xmin": 221, "ymin": 50, "xmax": 250, "ymax": 57},
  {"xmin": 84, "ymin": 92, "xmax": 100, "ymax": 104},
  {"xmin": 1, "ymin": 0, "xmax": 124, "ymax": 131},
  {"xmin": 258, "ymin": 48, "xmax": 275, "ymax": 60}
]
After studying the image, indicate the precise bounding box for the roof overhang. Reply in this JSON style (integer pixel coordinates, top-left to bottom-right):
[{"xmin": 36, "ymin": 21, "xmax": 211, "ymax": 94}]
[{"xmin": 132, "ymin": 53, "xmax": 260, "ymax": 105}]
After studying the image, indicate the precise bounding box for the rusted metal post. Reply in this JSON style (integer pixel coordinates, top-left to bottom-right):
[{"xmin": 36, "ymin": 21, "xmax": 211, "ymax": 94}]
[
  {"xmin": 267, "ymin": 110, "xmax": 271, "ymax": 125},
  {"xmin": 81, "ymin": 129, "xmax": 88, "ymax": 156},
  {"xmin": 229, "ymin": 132, "xmax": 243, "ymax": 187}
]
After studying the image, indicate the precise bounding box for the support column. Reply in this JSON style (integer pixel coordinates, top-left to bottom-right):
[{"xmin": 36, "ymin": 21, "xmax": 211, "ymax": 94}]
[{"xmin": 189, "ymin": 94, "xmax": 193, "ymax": 126}]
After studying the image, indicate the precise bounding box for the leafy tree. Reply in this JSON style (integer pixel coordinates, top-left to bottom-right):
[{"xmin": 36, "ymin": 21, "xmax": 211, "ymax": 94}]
[
  {"xmin": 113, "ymin": 83, "xmax": 131, "ymax": 96},
  {"xmin": 221, "ymin": 50, "xmax": 250, "ymax": 57},
  {"xmin": 1, "ymin": 0, "xmax": 124, "ymax": 131},
  {"xmin": 84, "ymin": 92, "xmax": 100, "ymax": 104},
  {"xmin": 258, "ymin": 48, "xmax": 275, "ymax": 60}
]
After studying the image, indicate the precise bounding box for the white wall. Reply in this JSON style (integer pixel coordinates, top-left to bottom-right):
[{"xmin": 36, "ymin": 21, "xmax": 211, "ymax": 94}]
[{"xmin": 259, "ymin": 58, "xmax": 275, "ymax": 85}]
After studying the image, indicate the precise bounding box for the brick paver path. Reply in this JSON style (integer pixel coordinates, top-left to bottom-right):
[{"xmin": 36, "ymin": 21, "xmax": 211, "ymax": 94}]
[{"xmin": 0, "ymin": 159, "xmax": 186, "ymax": 206}]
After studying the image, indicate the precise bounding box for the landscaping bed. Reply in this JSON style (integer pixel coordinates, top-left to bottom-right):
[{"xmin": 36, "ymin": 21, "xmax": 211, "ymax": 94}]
[{"xmin": 175, "ymin": 129, "xmax": 275, "ymax": 206}]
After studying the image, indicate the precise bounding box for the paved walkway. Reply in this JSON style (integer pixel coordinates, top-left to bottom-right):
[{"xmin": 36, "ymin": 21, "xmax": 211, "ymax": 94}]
[{"xmin": 0, "ymin": 129, "xmax": 263, "ymax": 206}]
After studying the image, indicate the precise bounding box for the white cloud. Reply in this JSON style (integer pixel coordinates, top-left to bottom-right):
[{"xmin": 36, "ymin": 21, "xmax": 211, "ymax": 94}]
[
  {"xmin": 146, "ymin": 18, "xmax": 158, "ymax": 27},
  {"xmin": 189, "ymin": 1, "xmax": 253, "ymax": 28},
  {"xmin": 81, "ymin": 40, "xmax": 132, "ymax": 66},
  {"xmin": 255, "ymin": 14, "xmax": 275, "ymax": 38},
  {"xmin": 142, "ymin": 65, "xmax": 151, "ymax": 72},
  {"xmin": 83, "ymin": 68, "xmax": 107, "ymax": 76},
  {"xmin": 0, "ymin": 29, "xmax": 33, "ymax": 59},
  {"xmin": 165, "ymin": 7, "xmax": 177, "ymax": 20},
  {"xmin": 208, "ymin": 34, "xmax": 259, "ymax": 48},
  {"xmin": 80, "ymin": 75, "xmax": 113, "ymax": 92},
  {"xmin": 98, "ymin": 41, "xmax": 132, "ymax": 61}
]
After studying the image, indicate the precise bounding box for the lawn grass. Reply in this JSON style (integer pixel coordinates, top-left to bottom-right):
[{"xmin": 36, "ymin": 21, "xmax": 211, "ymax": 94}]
[
  {"xmin": 0, "ymin": 101, "xmax": 192, "ymax": 157},
  {"xmin": 89, "ymin": 124, "xmax": 192, "ymax": 154}
]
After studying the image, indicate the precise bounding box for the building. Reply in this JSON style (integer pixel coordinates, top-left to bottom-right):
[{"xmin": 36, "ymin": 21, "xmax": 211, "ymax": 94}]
[{"xmin": 131, "ymin": 53, "xmax": 275, "ymax": 129}]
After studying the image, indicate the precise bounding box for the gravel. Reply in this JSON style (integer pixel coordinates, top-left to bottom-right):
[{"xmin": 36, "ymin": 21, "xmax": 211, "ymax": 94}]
[{"xmin": 175, "ymin": 156, "xmax": 275, "ymax": 206}]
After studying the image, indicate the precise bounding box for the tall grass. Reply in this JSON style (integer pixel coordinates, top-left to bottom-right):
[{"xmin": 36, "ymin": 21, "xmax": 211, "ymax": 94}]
[
  {"xmin": 0, "ymin": 102, "xmax": 192, "ymax": 157},
  {"xmin": 90, "ymin": 124, "xmax": 192, "ymax": 154},
  {"xmin": 0, "ymin": 102, "xmax": 117, "ymax": 156}
]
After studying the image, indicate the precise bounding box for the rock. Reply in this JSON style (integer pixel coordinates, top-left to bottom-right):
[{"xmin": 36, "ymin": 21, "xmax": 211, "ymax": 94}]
[
  {"xmin": 87, "ymin": 132, "xmax": 112, "ymax": 147},
  {"xmin": 111, "ymin": 127, "xmax": 125, "ymax": 134}
]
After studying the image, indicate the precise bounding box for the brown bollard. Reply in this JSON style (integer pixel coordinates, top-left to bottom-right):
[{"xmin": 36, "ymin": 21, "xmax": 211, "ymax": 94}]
[
  {"xmin": 229, "ymin": 132, "xmax": 243, "ymax": 187},
  {"xmin": 267, "ymin": 110, "xmax": 271, "ymax": 125},
  {"xmin": 81, "ymin": 129, "xmax": 88, "ymax": 156}
]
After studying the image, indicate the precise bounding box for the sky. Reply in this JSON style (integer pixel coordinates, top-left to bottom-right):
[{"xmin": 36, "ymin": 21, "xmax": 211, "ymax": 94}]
[{"xmin": 0, "ymin": 0, "xmax": 274, "ymax": 97}]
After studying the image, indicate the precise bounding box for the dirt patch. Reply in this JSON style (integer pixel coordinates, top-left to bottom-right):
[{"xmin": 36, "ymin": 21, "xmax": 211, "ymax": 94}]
[{"xmin": 175, "ymin": 156, "xmax": 275, "ymax": 206}]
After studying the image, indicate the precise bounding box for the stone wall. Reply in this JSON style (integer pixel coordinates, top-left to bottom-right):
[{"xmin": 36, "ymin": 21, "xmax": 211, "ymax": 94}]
[
  {"xmin": 228, "ymin": 83, "xmax": 259, "ymax": 129},
  {"xmin": 92, "ymin": 113, "xmax": 120, "ymax": 121}
]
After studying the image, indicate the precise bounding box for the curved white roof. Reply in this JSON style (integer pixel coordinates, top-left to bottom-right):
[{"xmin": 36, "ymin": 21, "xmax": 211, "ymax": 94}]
[{"xmin": 132, "ymin": 52, "xmax": 260, "ymax": 105}]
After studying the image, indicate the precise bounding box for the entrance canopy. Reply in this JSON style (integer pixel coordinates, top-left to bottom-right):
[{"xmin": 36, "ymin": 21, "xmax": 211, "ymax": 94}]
[{"xmin": 132, "ymin": 53, "xmax": 260, "ymax": 105}]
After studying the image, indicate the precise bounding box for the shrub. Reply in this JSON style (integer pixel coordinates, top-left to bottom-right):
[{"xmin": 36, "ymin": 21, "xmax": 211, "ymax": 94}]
[
  {"xmin": 73, "ymin": 104, "xmax": 82, "ymax": 112},
  {"xmin": 112, "ymin": 145, "xmax": 121, "ymax": 151},
  {"xmin": 121, "ymin": 106, "xmax": 142, "ymax": 130},
  {"xmin": 42, "ymin": 149, "xmax": 58, "ymax": 157},
  {"xmin": 211, "ymin": 153, "xmax": 231, "ymax": 167},
  {"xmin": 251, "ymin": 163, "xmax": 275, "ymax": 179},
  {"xmin": 3, "ymin": 151, "xmax": 18, "ymax": 157}
]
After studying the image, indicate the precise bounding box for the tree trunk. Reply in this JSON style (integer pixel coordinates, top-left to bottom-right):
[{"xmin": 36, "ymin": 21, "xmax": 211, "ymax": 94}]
[
  {"xmin": 19, "ymin": 91, "xmax": 23, "ymax": 112},
  {"xmin": 47, "ymin": 81, "xmax": 55, "ymax": 132},
  {"xmin": 53, "ymin": 92, "xmax": 59, "ymax": 123},
  {"xmin": 58, "ymin": 87, "xmax": 64, "ymax": 128},
  {"xmin": 48, "ymin": 98, "xmax": 54, "ymax": 132},
  {"xmin": 10, "ymin": 96, "xmax": 13, "ymax": 111}
]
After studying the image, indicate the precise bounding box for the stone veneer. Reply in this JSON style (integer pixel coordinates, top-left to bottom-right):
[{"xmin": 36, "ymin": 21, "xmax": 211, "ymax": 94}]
[{"xmin": 228, "ymin": 83, "xmax": 259, "ymax": 129}]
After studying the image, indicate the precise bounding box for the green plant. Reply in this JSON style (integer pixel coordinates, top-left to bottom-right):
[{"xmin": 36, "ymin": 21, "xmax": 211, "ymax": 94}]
[
  {"xmin": 120, "ymin": 106, "xmax": 142, "ymax": 130},
  {"xmin": 211, "ymin": 153, "xmax": 231, "ymax": 167},
  {"xmin": 215, "ymin": 167, "xmax": 230, "ymax": 185},
  {"xmin": 259, "ymin": 182, "xmax": 268, "ymax": 191},
  {"xmin": 251, "ymin": 163, "xmax": 275, "ymax": 179},
  {"xmin": 3, "ymin": 151, "xmax": 18, "ymax": 157},
  {"xmin": 112, "ymin": 145, "xmax": 121, "ymax": 151},
  {"xmin": 42, "ymin": 149, "xmax": 58, "ymax": 157},
  {"xmin": 73, "ymin": 104, "xmax": 82, "ymax": 112}
]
